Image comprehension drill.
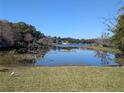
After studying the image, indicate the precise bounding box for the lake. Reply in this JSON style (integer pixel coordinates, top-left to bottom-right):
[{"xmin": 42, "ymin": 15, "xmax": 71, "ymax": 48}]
[
  {"xmin": 0, "ymin": 44, "xmax": 122, "ymax": 67},
  {"xmin": 35, "ymin": 48, "xmax": 118, "ymax": 66}
]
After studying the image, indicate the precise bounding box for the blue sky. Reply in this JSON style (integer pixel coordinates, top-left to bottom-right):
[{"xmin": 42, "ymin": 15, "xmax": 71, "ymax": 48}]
[{"xmin": 0, "ymin": 0, "xmax": 124, "ymax": 39}]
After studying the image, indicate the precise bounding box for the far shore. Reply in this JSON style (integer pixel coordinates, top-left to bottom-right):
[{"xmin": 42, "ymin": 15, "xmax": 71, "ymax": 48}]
[{"xmin": 81, "ymin": 46, "xmax": 121, "ymax": 54}]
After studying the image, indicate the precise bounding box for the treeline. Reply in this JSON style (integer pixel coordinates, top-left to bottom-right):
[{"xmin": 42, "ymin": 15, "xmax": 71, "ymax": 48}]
[
  {"xmin": 0, "ymin": 20, "xmax": 97, "ymax": 53},
  {"xmin": 0, "ymin": 20, "xmax": 97, "ymax": 50},
  {"xmin": 61, "ymin": 37, "xmax": 96, "ymax": 44},
  {"xmin": 0, "ymin": 20, "xmax": 56, "ymax": 53}
]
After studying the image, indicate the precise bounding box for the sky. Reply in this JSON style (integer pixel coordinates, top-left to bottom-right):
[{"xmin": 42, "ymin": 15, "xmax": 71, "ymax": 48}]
[{"xmin": 0, "ymin": 0, "xmax": 124, "ymax": 39}]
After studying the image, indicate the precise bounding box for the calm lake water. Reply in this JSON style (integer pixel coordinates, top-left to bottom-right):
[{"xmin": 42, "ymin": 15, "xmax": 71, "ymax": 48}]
[
  {"xmin": 55, "ymin": 43, "xmax": 95, "ymax": 48},
  {"xmin": 0, "ymin": 44, "xmax": 122, "ymax": 67},
  {"xmin": 35, "ymin": 48, "xmax": 118, "ymax": 66}
]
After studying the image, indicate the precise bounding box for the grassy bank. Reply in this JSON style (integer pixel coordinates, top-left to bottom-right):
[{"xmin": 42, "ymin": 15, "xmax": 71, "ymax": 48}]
[
  {"xmin": 0, "ymin": 53, "xmax": 36, "ymax": 66},
  {"xmin": 0, "ymin": 66, "xmax": 124, "ymax": 92},
  {"xmin": 84, "ymin": 46, "xmax": 121, "ymax": 54}
]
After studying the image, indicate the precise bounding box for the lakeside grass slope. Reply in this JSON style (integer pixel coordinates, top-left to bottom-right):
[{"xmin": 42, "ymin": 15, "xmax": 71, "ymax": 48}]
[
  {"xmin": 0, "ymin": 66, "xmax": 124, "ymax": 92},
  {"xmin": 85, "ymin": 46, "xmax": 121, "ymax": 54}
]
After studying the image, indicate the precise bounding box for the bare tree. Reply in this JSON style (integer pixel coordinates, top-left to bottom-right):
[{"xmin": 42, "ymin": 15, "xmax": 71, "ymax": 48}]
[{"xmin": 95, "ymin": 32, "xmax": 110, "ymax": 47}]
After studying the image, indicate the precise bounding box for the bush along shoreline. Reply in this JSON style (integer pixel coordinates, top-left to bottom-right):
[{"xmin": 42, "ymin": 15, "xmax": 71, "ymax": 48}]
[{"xmin": 0, "ymin": 20, "xmax": 63, "ymax": 53}]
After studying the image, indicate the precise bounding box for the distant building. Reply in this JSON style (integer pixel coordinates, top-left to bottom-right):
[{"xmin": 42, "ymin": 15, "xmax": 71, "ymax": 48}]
[{"xmin": 63, "ymin": 41, "xmax": 69, "ymax": 44}]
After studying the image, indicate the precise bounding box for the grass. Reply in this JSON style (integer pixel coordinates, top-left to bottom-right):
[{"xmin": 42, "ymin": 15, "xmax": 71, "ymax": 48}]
[
  {"xmin": 84, "ymin": 46, "xmax": 121, "ymax": 54},
  {"xmin": 0, "ymin": 49, "xmax": 48, "ymax": 66},
  {"xmin": 0, "ymin": 53, "xmax": 36, "ymax": 66},
  {"xmin": 0, "ymin": 66, "xmax": 124, "ymax": 92}
]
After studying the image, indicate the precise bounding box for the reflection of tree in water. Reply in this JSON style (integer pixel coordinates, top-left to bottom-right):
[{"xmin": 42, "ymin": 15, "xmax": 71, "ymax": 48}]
[
  {"xmin": 95, "ymin": 51, "xmax": 113, "ymax": 65},
  {"xmin": 0, "ymin": 48, "xmax": 49, "ymax": 66},
  {"xmin": 34, "ymin": 48, "xmax": 49, "ymax": 60},
  {"xmin": 52, "ymin": 46, "xmax": 78, "ymax": 52},
  {"xmin": 115, "ymin": 53, "xmax": 124, "ymax": 66}
]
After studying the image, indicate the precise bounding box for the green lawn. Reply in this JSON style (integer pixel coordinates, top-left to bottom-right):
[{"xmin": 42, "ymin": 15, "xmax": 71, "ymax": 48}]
[{"xmin": 0, "ymin": 66, "xmax": 124, "ymax": 92}]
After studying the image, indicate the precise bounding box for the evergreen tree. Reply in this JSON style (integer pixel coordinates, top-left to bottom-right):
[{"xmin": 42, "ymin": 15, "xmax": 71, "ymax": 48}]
[{"xmin": 111, "ymin": 7, "xmax": 124, "ymax": 52}]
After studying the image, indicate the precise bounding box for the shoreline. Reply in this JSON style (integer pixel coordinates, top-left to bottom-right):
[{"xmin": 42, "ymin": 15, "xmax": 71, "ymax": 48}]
[{"xmin": 82, "ymin": 46, "xmax": 121, "ymax": 54}]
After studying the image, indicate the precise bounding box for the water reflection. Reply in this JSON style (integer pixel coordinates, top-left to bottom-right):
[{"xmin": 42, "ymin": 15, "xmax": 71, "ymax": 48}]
[
  {"xmin": 35, "ymin": 48, "xmax": 119, "ymax": 66},
  {"xmin": 0, "ymin": 49, "xmax": 49, "ymax": 66},
  {"xmin": 94, "ymin": 51, "xmax": 114, "ymax": 65},
  {"xmin": 0, "ymin": 47, "xmax": 123, "ymax": 67},
  {"xmin": 55, "ymin": 43, "xmax": 95, "ymax": 48},
  {"xmin": 115, "ymin": 53, "xmax": 124, "ymax": 66},
  {"xmin": 52, "ymin": 45, "xmax": 78, "ymax": 51}
]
